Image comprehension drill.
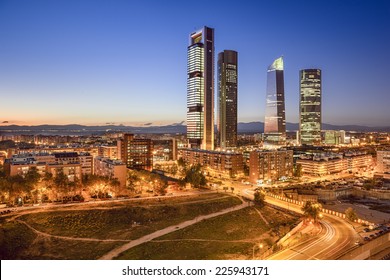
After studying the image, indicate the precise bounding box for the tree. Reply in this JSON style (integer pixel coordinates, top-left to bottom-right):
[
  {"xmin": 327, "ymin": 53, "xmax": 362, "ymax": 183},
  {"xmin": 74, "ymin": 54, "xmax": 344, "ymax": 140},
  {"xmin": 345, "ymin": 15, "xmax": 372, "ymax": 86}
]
[
  {"xmin": 294, "ymin": 163, "xmax": 302, "ymax": 178},
  {"xmin": 301, "ymin": 201, "xmax": 322, "ymax": 223},
  {"xmin": 177, "ymin": 157, "xmax": 186, "ymax": 168},
  {"xmin": 170, "ymin": 164, "xmax": 178, "ymax": 176},
  {"xmin": 54, "ymin": 171, "xmax": 70, "ymax": 201},
  {"xmin": 0, "ymin": 163, "xmax": 5, "ymax": 178},
  {"xmin": 177, "ymin": 158, "xmax": 187, "ymax": 180},
  {"xmin": 153, "ymin": 178, "xmax": 168, "ymax": 196},
  {"xmin": 6, "ymin": 175, "xmax": 29, "ymax": 204},
  {"xmin": 254, "ymin": 191, "xmax": 265, "ymax": 207},
  {"xmin": 345, "ymin": 207, "xmax": 358, "ymax": 222},
  {"xmin": 127, "ymin": 170, "xmax": 140, "ymax": 192},
  {"xmin": 184, "ymin": 164, "xmax": 207, "ymax": 188},
  {"xmin": 110, "ymin": 178, "xmax": 121, "ymax": 197},
  {"xmin": 24, "ymin": 167, "xmax": 41, "ymax": 193}
]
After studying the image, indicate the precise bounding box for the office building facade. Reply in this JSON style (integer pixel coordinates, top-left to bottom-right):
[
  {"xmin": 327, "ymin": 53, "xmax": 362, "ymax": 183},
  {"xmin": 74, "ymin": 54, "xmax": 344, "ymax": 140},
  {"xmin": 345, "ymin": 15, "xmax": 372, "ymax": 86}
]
[
  {"xmin": 376, "ymin": 150, "xmax": 390, "ymax": 180},
  {"xmin": 299, "ymin": 69, "xmax": 322, "ymax": 145},
  {"xmin": 180, "ymin": 148, "xmax": 243, "ymax": 178},
  {"xmin": 217, "ymin": 50, "xmax": 238, "ymax": 149},
  {"xmin": 118, "ymin": 134, "xmax": 153, "ymax": 171},
  {"xmin": 187, "ymin": 26, "xmax": 214, "ymax": 150},
  {"xmin": 249, "ymin": 150, "xmax": 293, "ymax": 183},
  {"xmin": 264, "ymin": 57, "xmax": 286, "ymax": 147},
  {"xmin": 94, "ymin": 157, "xmax": 127, "ymax": 188}
]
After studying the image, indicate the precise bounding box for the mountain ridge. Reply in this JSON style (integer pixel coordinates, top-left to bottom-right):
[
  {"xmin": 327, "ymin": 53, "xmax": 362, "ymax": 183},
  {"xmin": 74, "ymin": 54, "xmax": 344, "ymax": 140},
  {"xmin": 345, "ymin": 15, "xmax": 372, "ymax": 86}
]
[{"xmin": 1, "ymin": 122, "xmax": 389, "ymax": 135}]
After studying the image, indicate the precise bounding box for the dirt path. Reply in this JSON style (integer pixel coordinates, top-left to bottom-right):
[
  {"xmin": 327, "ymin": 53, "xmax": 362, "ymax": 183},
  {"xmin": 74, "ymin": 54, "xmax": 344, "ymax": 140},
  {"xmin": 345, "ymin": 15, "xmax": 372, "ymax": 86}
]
[
  {"xmin": 99, "ymin": 197, "xmax": 249, "ymax": 260},
  {"xmin": 254, "ymin": 207, "xmax": 270, "ymax": 225},
  {"xmin": 17, "ymin": 220, "xmax": 130, "ymax": 242}
]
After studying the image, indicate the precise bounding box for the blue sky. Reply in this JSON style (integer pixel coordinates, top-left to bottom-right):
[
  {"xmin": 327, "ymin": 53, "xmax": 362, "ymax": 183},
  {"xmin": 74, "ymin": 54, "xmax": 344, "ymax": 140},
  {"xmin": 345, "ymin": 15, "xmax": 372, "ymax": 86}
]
[{"xmin": 0, "ymin": 0, "xmax": 389, "ymax": 126}]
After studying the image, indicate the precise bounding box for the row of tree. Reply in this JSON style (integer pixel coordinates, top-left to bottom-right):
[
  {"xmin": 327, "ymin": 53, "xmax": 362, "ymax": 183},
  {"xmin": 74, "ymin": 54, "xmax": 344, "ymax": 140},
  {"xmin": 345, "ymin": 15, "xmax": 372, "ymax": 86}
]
[
  {"xmin": 0, "ymin": 165, "xmax": 123, "ymax": 205},
  {"xmin": 301, "ymin": 201, "xmax": 359, "ymax": 223},
  {"xmin": 127, "ymin": 169, "xmax": 168, "ymax": 196}
]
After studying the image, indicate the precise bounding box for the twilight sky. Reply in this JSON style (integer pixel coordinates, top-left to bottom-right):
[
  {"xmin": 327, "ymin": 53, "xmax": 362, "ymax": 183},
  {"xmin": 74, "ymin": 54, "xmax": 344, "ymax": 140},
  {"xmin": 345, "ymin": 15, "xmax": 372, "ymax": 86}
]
[{"xmin": 0, "ymin": 0, "xmax": 389, "ymax": 126}]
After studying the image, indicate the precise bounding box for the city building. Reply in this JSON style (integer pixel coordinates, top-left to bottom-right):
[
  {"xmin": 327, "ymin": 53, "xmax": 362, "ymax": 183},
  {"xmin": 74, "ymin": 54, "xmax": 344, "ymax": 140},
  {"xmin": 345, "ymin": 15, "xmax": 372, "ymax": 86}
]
[
  {"xmin": 4, "ymin": 152, "xmax": 89, "ymax": 181},
  {"xmin": 297, "ymin": 153, "xmax": 344, "ymax": 177},
  {"xmin": 180, "ymin": 148, "xmax": 243, "ymax": 178},
  {"xmin": 297, "ymin": 152, "xmax": 372, "ymax": 177},
  {"xmin": 264, "ymin": 57, "xmax": 286, "ymax": 147},
  {"xmin": 46, "ymin": 163, "xmax": 82, "ymax": 182},
  {"xmin": 98, "ymin": 145, "xmax": 118, "ymax": 159},
  {"xmin": 344, "ymin": 151, "xmax": 373, "ymax": 172},
  {"xmin": 79, "ymin": 152, "xmax": 93, "ymax": 175},
  {"xmin": 118, "ymin": 134, "xmax": 153, "ymax": 171},
  {"xmin": 152, "ymin": 139, "xmax": 178, "ymax": 162},
  {"xmin": 187, "ymin": 26, "xmax": 214, "ymax": 150},
  {"xmin": 324, "ymin": 130, "xmax": 346, "ymax": 145},
  {"xmin": 249, "ymin": 150, "xmax": 293, "ymax": 184},
  {"xmin": 217, "ymin": 50, "xmax": 238, "ymax": 149},
  {"xmin": 3, "ymin": 157, "xmax": 47, "ymax": 177},
  {"xmin": 376, "ymin": 150, "xmax": 390, "ymax": 180},
  {"xmin": 94, "ymin": 157, "xmax": 127, "ymax": 188},
  {"xmin": 299, "ymin": 69, "xmax": 322, "ymax": 145}
]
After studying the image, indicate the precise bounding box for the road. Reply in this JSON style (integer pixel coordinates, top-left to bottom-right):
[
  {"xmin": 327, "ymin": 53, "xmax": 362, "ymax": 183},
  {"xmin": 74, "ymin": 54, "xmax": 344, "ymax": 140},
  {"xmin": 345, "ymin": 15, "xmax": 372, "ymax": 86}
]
[{"xmin": 241, "ymin": 189, "xmax": 360, "ymax": 260}]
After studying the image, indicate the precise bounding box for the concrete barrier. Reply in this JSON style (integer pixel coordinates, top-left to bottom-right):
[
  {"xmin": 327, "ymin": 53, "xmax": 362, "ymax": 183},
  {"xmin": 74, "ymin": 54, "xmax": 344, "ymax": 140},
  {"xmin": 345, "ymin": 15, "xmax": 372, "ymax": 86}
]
[
  {"xmin": 338, "ymin": 232, "xmax": 390, "ymax": 260},
  {"xmin": 267, "ymin": 193, "xmax": 373, "ymax": 225}
]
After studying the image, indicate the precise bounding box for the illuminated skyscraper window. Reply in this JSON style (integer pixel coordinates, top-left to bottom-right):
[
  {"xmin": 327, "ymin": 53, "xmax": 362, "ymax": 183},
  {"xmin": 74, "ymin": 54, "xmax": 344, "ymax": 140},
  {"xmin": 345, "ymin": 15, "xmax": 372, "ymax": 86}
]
[
  {"xmin": 187, "ymin": 26, "xmax": 214, "ymax": 150},
  {"xmin": 264, "ymin": 57, "xmax": 286, "ymax": 147},
  {"xmin": 217, "ymin": 50, "xmax": 238, "ymax": 149},
  {"xmin": 299, "ymin": 69, "xmax": 322, "ymax": 145}
]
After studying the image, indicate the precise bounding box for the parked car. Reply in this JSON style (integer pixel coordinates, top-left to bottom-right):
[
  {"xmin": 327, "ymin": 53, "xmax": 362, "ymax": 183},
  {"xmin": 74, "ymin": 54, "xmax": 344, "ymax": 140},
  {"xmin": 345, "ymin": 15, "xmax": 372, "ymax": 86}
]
[{"xmin": 364, "ymin": 237, "xmax": 370, "ymax": 241}]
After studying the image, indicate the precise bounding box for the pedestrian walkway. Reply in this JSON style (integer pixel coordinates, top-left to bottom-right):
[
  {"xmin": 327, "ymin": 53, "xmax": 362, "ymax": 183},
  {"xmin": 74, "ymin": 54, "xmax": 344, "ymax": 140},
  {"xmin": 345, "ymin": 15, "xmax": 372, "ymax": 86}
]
[{"xmin": 99, "ymin": 197, "xmax": 248, "ymax": 260}]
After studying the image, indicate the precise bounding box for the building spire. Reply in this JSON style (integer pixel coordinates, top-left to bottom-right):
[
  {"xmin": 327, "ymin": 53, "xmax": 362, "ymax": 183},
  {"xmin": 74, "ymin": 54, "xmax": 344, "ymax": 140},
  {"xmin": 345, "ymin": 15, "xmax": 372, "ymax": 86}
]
[{"xmin": 268, "ymin": 56, "xmax": 284, "ymax": 71}]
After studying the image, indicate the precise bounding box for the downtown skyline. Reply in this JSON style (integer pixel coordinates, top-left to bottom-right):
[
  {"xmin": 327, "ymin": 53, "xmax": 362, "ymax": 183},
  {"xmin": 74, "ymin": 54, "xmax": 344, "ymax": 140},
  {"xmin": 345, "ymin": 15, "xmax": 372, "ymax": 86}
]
[{"xmin": 0, "ymin": 0, "xmax": 389, "ymax": 127}]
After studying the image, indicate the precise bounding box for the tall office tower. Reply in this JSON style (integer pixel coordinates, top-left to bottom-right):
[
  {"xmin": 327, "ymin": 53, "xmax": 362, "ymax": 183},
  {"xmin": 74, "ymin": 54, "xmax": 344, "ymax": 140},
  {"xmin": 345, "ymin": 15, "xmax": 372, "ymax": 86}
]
[
  {"xmin": 217, "ymin": 50, "xmax": 238, "ymax": 149},
  {"xmin": 264, "ymin": 57, "xmax": 286, "ymax": 147},
  {"xmin": 187, "ymin": 26, "xmax": 214, "ymax": 150},
  {"xmin": 299, "ymin": 69, "xmax": 322, "ymax": 145}
]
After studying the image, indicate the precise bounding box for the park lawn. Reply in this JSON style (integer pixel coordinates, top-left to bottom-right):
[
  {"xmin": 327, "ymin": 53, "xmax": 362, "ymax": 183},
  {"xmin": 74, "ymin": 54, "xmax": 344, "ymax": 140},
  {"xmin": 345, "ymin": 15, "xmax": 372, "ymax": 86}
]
[
  {"xmin": 116, "ymin": 206, "xmax": 299, "ymax": 260},
  {"xmin": 18, "ymin": 194, "xmax": 241, "ymax": 240},
  {"xmin": 116, "ymin": 240, "xmax": 254, "ymax": 260},
  {"xmin": 0, "ymin": 220, "xmax": 125, "ymax": 259},
  {"xmin": 0, "ymin": 221, "xmax": 37, "ymax": 259},
  {"xmin": 20, "ymin": 238, "xmax": 125, "ymax": 260},
  {"xmin": 66, "ymin": 192, "xmax": 227, "ymax": 209}
]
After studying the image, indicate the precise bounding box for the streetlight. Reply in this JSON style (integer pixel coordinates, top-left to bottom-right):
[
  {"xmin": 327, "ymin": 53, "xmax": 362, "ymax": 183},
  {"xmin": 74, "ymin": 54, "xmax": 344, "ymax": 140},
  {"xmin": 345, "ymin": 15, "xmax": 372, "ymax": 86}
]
[{"xmin": 252, "ymin": 243, "xmax": 263, "ymax": 259}]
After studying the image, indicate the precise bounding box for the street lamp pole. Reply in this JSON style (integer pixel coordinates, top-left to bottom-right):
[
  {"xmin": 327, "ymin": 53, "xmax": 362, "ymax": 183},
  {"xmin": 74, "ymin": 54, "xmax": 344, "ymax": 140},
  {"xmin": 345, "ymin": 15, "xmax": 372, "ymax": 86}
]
[{"xmin": 252, "ymin": 243, "xmax": 263, "ymax": 259}]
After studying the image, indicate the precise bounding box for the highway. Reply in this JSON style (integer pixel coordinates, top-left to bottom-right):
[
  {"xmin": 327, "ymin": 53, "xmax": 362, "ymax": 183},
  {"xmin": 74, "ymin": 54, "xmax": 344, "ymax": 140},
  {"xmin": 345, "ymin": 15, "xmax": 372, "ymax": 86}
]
[{"xmin": 241, "ymin": 189, "xmax": 360, "ymax": 260}]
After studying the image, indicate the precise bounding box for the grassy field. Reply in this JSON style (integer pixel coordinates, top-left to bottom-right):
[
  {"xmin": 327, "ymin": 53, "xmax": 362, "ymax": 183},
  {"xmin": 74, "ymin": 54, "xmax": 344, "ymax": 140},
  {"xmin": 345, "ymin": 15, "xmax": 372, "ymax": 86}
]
[
  {"xmin": 19, "ymin": 194, "xmax": 241, "ymax": 240},
  {"xmin": 0, "ymin": 193, "xmax": 242, "ymax": 259},
  {"xmin": 0, "ymin": 221, "xmax": 37, "ymax": 259},
  {"xmin": 116, "ymin": 206, "xmax": 299, "ymax": 260}
]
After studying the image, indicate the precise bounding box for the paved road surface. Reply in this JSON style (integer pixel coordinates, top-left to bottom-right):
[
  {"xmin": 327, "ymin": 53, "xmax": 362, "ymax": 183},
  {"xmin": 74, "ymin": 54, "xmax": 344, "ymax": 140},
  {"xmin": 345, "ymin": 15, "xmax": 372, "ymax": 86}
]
[{"xmin": 241, "ymin": 189, "xmax": 359, "ymax": 260}]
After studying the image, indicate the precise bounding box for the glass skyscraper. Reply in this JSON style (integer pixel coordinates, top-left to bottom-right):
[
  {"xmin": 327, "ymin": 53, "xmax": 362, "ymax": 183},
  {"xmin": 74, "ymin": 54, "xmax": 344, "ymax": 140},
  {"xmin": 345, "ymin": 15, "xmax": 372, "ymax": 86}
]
[
  {"xmin": 264, "ymin": 57, "xmax": 286, "ymax": 147},
  {"xmin": 217, "ymin": 50, "xmax": 238, "ymax": 149},
  {"xmin": 299, "ymin": 69, "xmax": 322, "ymax": 145},
  {"xmin": 187, "ymin": 26, "xmax": 214, "ymax": 150}
]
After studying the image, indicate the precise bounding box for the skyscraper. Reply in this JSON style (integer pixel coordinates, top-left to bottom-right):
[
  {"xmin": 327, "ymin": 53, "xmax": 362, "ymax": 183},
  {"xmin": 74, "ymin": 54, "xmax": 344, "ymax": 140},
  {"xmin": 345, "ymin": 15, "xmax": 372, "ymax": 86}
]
[
  {"xmin": 264, "ymin": 57, "xmax": 286, "ymax": 147},
  {"xmin": 217, "ymin": 50, "xmax": 238, "ymax": 149},
  {"xmin": 299, "ymin": 69, "xmax": 322, "ymax": 145},
  {"xmin": 187, "ymin": 26, "xmax": 214, "ymax": 150}
]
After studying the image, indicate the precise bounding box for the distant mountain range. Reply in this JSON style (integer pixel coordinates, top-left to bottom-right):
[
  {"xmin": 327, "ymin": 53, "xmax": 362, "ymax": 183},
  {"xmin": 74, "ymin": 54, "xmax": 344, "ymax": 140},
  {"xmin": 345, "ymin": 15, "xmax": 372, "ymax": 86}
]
[
  {"xmin": 0, "ymin": 122, "xmax": 389, "ymax": 136},
  {"xmin": 238, "ymin": 122, "xmax": 390, "ymax": 133}
]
